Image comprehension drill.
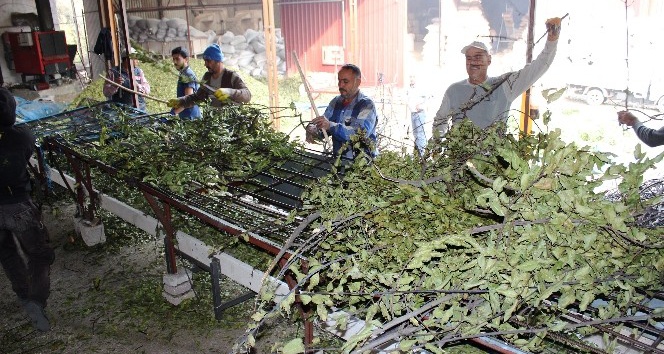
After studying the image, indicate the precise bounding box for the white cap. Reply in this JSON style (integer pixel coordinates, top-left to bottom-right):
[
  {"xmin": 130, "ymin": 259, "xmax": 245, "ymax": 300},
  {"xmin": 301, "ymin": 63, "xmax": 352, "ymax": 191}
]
[{"xmin": 461, "ymin": 41, "xmax": 490, "ymax": 54}]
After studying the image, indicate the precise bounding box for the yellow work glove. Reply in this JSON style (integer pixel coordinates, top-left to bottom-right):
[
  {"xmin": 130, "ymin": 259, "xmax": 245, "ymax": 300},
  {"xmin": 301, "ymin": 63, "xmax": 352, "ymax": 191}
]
[
  {"xmin": 214, "ymin": 88, "xmax": 232, "ymax": 102},
  {"xmin": 167, "ymin": 98, "xmax": 181, "ymax": 108},
  {"xmin": 545, "ymin": 17, "xmax": 562, "ymax": 41}
]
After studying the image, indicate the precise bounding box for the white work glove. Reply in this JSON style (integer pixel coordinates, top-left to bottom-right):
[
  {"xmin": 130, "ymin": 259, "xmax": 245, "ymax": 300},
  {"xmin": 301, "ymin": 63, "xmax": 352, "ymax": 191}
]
[
  {"xmin": 214, "ymin": 88, "xmax": 232, "ymax": 102},
  {"xmin": 305, "ymin": 123, "xmax": 319, "ymax": 143}
]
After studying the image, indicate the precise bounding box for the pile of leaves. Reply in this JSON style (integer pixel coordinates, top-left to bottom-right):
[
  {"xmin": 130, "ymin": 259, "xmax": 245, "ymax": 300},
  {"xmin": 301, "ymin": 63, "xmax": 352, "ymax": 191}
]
[
  {"xmin": 61, "ymin": 61, "xmax": 664, "ymax": 352},
  {"xmin": 79, "ymin": 104, "xmax": 300, "ymax": 194},
  {"xmin": 238, "ymin": 119, "xmax": 664, "ymax": 353}
]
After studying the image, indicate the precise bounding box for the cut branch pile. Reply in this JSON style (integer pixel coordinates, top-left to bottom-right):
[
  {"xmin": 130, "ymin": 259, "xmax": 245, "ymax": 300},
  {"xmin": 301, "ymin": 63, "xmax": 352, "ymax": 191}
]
[{"xmin": 239, "ymin": 119, "xmax": 664, "ymax": 353}]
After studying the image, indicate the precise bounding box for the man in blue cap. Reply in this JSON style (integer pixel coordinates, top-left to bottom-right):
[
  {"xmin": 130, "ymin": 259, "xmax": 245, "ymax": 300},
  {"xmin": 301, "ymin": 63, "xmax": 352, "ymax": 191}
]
[{"xmin": 167, "ymin": 43, "xmax": 251, "ymax": 110}]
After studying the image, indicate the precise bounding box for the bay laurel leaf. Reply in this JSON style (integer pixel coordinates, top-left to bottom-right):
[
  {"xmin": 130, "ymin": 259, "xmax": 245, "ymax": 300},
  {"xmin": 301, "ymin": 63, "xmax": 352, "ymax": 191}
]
[
  {"xmin": 299, "ymin": 294, "xmax": 312, "ymax": 305},
  {"xmin": 281, "ymin": 338, "xmax": 305, "ymax": 354},
  {"xmin": 399, "ymin": 339, "xmax": 417, "ymax": 351},
  {"xmin": 557, "ymin": 289, "xmax": 576, "ymax": 309},
  {"xmin": 533, "ymin": 177, "xmax": 553, "ymax": 190},
  {"xmin": 517, "ymin": 259, "xmax": 541, "ymax": 272}
]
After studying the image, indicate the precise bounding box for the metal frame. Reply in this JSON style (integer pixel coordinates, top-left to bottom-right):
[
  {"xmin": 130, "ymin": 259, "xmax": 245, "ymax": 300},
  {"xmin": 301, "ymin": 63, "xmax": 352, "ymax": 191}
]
[
  {"xmin": 26, "ymin": 102, "xmax": 340, "ymax": 347},
  {"xmin": 24, "ymin": 102, "xmax": 664, "ymax": 353}
]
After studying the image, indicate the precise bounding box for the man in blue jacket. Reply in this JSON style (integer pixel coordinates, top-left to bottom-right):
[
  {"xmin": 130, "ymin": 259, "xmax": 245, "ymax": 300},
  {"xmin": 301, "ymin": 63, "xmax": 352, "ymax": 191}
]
[
  {"xmin": 0, "ymin": 87, "xmax": 54, "ymax": 332},
  {"xmin": 306, "ymin": 64, "xmax": 378, "ymax": 159}
]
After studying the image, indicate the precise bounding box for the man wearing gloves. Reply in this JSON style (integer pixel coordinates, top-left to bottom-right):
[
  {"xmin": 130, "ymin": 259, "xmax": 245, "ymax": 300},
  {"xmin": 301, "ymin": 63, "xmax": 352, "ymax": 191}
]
[
  {"xmin": 167, "ymin": 43, "xmax": 251, "ymax": 110},
  {"xmin": 170, "ymin": 46, "xmax": 201, "ymax": 120},
  {"xmin": 433, "ymin": 17, "xmax": 563, "ymax": 136},
  {"xmin": 0, "ymin": 87, "xmax": 55, "ymax": 332}
]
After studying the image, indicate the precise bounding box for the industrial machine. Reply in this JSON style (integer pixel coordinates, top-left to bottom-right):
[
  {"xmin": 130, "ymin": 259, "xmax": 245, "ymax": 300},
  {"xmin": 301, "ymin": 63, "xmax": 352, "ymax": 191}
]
[
  {"xmin": 6, "ymin": 30, "xmax": 71, "ymax": 90},
  {"xmin": 23, "ymin": 103, "xmax": 664, "ymax": 353}
]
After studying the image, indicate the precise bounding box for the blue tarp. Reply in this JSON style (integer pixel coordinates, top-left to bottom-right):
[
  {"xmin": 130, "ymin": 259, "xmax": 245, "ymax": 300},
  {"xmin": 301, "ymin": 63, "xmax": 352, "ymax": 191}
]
[{"xmin": 15, "ymin": 96, "xmax": 68, "ymax": 124}]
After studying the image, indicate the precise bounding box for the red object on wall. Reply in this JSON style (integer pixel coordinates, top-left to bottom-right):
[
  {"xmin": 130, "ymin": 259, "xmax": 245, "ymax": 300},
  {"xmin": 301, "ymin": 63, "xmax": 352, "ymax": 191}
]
[
  {"xmin": 281, "ymin": 0, "xmax": 405, "ymax": 87},
  {"xmin": 6, "ymin": 31, "xmax": 70, "ymax": 83}
]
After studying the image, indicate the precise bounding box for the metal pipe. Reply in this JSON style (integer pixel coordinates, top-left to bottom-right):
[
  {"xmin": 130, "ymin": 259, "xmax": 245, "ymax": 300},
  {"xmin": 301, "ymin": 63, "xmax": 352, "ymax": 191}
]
[
  {"xmin": 126, "ymin": 2, "xmax": 264, "ymax": 13},
  {"xmin": 471, "ymin": 337, "xmax": 531, "ymax": 354},
  {"xmin": 278, "ymin": 0, "xmax": 342, "ymax": 5},
  {"xmin": 522, "ymin": 0, "xmax": 536, "ymax": 135}
]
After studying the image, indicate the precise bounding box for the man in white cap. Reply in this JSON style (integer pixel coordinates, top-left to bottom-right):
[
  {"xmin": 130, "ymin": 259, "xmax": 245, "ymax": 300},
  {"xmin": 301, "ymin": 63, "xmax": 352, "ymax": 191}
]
[
  {"xmin": 167, "ymin": 43, "xmax": 251, "ymax": 110},
  {"xmin": 433, "ymin": 17, "xmax": 563, "ymax": 135}
]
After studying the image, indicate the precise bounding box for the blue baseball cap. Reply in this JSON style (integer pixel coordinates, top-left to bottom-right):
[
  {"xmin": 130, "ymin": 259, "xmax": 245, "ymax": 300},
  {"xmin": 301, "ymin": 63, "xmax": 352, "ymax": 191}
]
[{"xmin": 203, "ymin": 43, "xmax": 224, "ymax": 62}]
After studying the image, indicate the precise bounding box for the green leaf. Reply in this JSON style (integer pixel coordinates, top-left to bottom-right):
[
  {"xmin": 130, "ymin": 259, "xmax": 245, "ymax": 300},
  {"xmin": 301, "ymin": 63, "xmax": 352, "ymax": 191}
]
[
  {"xmin": 549, "ymin": 320, "xmax": 567, "ymax": 332},
  {"xmin": 542, "ymin": 87, "xmax": 567, "ymax": 104},
  {"xmin": 492, "ymin": 176, "xmax": 507, "ymax": 192},
  {"xmin": 557, "ymin": 288, "xmax": 576, "ymax": 309},
  {"xmin": 250, "ymin": 311, "xmax": 265, "ymax": 321},
  {"xmin": 299, "ymin": 294, "xmax": 312, "ymax": 305},
  {"xmin": 282, "ymin": 338, "xmax": 305, "ymax": 354},
  {"xmin": 579, "ymin": 290, "xmax": 595, "ymax": 311},
  {"xmin": 537, "ymin": 280, "xmax": 564, "ymax": 304},
  {"xmin": 517, "ymin": 259, "xmax": 541, "ymax": 272},
  {"xmin": 317, "ymin": 303, "xmax": 328, "ymax": 321},
  {"xmin": 280, "ymin": 292, "xmax": 295, "ymax": 315},
  {"xmin": 307, "ymin": 273, "xmax": 320, "ymax": 290},
  {"xmin": 399, "ymin": 339, "xmax": 417, "ymax": 351}
]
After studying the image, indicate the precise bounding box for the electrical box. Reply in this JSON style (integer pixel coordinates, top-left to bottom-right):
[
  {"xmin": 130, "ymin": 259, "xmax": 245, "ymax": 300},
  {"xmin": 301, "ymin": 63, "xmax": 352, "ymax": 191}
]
[
  {"xmin": 322, "ymin": 45, "xmax": 344, "ymax": 66},
  {"xmin": 17, "ymin": 32, "xmax": 33, "ymax": 46},
  {"xmin": 6, "ymin": 31, "xmax": 70, "ymax": 87}
]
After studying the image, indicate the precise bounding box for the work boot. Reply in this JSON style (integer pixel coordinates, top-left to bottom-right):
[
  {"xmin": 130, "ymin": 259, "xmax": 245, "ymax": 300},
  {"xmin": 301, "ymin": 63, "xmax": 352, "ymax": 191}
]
[{"xmin": 22, "ymin": 301, "xmax": 50, "ymax": 332}]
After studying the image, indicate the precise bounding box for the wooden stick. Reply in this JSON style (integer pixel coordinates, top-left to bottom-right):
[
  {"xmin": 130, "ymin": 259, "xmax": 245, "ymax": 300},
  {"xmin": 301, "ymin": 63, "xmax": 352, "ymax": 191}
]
[
  {"xmin": 99, "ymin": 74, "xmax": 169, "ymax": 104},
  {"xmin": 291, "ymin": 51, "xmax": 329, "ymax": 141}
]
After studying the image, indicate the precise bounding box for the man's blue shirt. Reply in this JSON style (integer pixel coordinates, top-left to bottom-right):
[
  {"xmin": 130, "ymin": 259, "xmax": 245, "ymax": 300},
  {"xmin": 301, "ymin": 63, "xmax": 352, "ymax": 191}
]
[
  {"xmin": 323, "ymin": 91, "xmax": 378, "ymax": 158},
  {"xmin": 177, "ymin": 66, "xmax": 201, "ymax": 119}
]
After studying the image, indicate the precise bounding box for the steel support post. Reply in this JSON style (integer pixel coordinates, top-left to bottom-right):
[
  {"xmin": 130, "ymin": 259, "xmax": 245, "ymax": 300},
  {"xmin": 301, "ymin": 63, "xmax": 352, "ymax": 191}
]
[{"xmin": 142, "ymin": 191, "xmax": 178, "ymax": 274}]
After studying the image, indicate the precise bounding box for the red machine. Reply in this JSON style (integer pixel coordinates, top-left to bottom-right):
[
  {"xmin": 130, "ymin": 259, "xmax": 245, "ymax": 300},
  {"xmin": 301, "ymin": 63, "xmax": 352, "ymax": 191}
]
[{"xmin": 6, "ymin": 30, "xmax": 71, "ymax": 89}]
